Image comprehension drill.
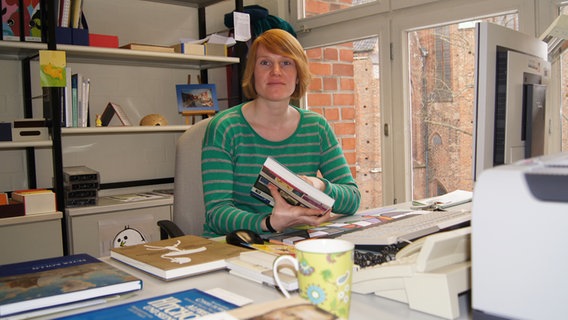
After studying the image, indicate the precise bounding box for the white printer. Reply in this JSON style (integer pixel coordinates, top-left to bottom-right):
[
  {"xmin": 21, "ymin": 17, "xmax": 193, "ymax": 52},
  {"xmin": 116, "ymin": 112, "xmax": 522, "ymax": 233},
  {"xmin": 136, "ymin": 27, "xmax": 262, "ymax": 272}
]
[{"xmin": 472, "ymin": 153, "xmax": 568, "ymax": 320}]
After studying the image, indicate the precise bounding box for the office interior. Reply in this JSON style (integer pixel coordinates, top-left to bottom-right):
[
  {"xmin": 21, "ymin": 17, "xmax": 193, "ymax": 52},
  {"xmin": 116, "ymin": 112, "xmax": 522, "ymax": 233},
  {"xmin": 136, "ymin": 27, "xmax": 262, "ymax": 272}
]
[{"xmin": 1, "ymin": 0, "xmax": 568, "ymax": 318}]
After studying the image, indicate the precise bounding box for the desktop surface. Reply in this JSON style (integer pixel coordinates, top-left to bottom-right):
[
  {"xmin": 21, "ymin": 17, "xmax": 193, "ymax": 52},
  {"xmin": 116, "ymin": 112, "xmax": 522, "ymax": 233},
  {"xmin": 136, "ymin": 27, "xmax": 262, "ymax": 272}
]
[{"xmin": 40, "ymin": 257, "xmax": 470, "ymax": 320}]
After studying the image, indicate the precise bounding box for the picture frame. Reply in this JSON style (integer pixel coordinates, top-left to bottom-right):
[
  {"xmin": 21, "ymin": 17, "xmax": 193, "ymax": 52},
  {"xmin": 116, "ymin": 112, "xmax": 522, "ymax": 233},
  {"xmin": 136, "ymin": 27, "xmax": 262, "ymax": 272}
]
[{"xmin": 176, "ymin": 84, "xmax": 219, "ymax": 113}]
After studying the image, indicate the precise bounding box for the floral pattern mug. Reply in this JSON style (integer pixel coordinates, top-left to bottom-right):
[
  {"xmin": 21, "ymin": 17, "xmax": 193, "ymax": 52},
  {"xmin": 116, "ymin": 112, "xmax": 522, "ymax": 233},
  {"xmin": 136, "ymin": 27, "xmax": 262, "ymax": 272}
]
[{"xmin": 273, "ymin": 239, "xmax": 354, "ymax": 319}]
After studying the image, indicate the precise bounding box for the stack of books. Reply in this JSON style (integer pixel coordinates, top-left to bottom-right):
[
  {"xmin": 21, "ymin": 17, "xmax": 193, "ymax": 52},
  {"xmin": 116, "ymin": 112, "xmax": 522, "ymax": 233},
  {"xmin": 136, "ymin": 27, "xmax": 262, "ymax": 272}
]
[
  {"xmin": 63, "ymin": 166, "xmax": 100, "ymax": 207},
  {"xmin": 0, "ymin": 253, "xmax": 142, "ymax": 318}
]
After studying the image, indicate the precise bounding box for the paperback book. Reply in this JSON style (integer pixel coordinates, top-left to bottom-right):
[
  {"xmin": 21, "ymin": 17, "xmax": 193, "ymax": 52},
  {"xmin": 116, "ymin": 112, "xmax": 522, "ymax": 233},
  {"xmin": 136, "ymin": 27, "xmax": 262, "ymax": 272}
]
[
  {"xmin": 226, "ymin": 251, "xmax": 298, "ymax": 291},
  {"xmin": 0, "ymin": 253, "xmax": 142, "ymax": 317},
  {"xmin": 200, "ymin": 296, "xmax": 337, "ymax": 320},
  {"xmin": 251, "ymin": 157, "xmax": 334, "ymax": 212},
  {"xmin": 58, "ymin": 288, "xmax": 240, "ymax": 320},
  {"xmin": 110, "ymin": 235, "xmax": 249, "ymax": 281}
]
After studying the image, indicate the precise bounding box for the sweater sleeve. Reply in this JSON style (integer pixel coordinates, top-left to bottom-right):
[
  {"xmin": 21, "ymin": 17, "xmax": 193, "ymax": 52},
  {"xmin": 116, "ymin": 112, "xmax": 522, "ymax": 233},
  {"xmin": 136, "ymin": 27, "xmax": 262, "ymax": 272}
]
[{"xmin": 317, "ymin": 118, "xmax": 361, "ymax": 215}]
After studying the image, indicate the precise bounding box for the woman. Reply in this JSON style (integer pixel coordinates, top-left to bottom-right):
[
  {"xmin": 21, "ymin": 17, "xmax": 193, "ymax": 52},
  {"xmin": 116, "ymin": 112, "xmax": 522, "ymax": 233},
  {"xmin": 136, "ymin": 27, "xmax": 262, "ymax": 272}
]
[{"xmin": 201, "ymin": 28, "xmax": 360, "ymax": 237}]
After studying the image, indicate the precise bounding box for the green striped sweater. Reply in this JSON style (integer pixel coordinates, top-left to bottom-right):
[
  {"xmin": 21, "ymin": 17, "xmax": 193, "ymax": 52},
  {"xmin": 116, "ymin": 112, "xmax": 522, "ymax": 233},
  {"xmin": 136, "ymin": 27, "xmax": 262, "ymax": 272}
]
[{"xmin": 201, "ymin": 104, "xmax": 360, "ymax": 236}]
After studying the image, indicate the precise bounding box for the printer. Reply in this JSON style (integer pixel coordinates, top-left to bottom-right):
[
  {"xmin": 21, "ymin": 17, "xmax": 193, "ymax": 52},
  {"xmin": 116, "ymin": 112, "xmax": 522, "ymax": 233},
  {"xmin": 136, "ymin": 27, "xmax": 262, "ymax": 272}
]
[{"xmin": 472, "ymin": 152, "xmax": 568, "ymax": 320}]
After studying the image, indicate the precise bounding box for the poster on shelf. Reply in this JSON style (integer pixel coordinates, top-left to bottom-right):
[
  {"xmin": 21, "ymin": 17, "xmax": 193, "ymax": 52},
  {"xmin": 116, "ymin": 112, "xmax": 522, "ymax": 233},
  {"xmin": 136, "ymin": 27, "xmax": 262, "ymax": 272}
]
[{"xmin": 39, "ymin": 50, "xmax": 67, "ymax": 87}]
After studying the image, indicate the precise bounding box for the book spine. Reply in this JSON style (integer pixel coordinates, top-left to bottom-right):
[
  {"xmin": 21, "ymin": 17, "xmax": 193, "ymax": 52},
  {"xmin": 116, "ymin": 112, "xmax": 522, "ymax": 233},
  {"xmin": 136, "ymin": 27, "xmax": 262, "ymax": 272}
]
[
  {"xmin": 59, "ymin": 0, "xmax": 71, "ymax": 27},
  {"xmin": 71, "ymin": 74, "xmax": 78, "ymax": 127}
]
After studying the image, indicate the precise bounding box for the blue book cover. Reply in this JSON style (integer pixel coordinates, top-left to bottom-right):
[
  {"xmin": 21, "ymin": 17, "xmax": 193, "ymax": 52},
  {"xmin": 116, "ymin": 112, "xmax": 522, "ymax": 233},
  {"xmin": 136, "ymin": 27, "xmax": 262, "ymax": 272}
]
[
  {"xmin": 59, "ymin": 288, "xmax": 238, "ymax": 319},
  {"xmin": 0, "ymin": 253, "xmax": 142, "ymax": 317}
]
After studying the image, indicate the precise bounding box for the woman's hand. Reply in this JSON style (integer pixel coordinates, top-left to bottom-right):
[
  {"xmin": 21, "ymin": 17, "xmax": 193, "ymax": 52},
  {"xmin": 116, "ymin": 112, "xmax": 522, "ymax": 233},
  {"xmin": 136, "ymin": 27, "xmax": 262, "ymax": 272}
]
[{"xmin": 265, "ymin": 183, "xmax": 334, "ymax": 232}]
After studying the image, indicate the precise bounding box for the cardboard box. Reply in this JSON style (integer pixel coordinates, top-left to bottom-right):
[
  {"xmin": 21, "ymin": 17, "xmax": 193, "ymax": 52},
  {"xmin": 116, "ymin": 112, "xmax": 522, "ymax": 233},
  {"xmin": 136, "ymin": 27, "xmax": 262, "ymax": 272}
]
[
  {"xmin": 0, "ymin": 199, "xmax": 25, "ymax": 218},
  {"xmin": 205, "ymin": 43, "xmax": 227, "ymax": 57},
  {"xmin": 89, "ymin": 33, "xmax": 119, "ymax": 48},
  {"xmin": 12, "ymin": 118, "xmax": 49, "ymax": 142},
  {"xmin": 171, "ymin": 43, "xmax": 205, "ymax": 56},
  {"xmin": 0, "ymin": 123, "xmax": 11, "ymax": 141},
  {"xmin": 12, "ymin": 189, "xmax": 56, "ymax": 215},
  {"xmin": 55, "ymin": 27, "xmax": 89, "ymax": 45}
]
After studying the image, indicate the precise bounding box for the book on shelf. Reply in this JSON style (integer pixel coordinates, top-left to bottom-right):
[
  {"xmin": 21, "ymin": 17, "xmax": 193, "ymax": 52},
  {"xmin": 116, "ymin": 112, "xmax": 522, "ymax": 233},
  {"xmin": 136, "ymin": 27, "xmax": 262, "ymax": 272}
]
[
  {"xmin": 70, "ymin": 73, "xmax": 90, "ymax": 128},
  {"xmin": 120, "ymin": 43, "xmax": 175, "ymax": 53},
  {"xmin": 226, "ymin": 250, "xmax": 298, "ymax": 292},
  {"xmin": 22, "ymin": 0, "xmax": 42, "ymax": 42},
  {"xmin": 108, "ymin": 192, "xmax": 165, "ymax": 202},
  {"xmin": 58, "ymin": 0, "xmax": 72, "ymax": 27},
  {"xmin": 200, "ymin": 296, "xmax": 337, "ymax": 320},
  {"xmin": 1, "ymin": 0, "xmax": 23, "ymax": 41},
  {"xmin": 58, "ymin": 288, "xmax": 243, "ymax": 320},
  {"xmin": 100, "ymin": 102, "xmax": 132, "ymax": 126},
  {"xmin": 110, "ymin": 235, "xmax": 249, "ymax": 281},
  {"xmin": 11, "ymin": 188, "xmax": 56, "ymax": 215},
  {"xmin": 0, "ymin": 253, "xmax": 142, "ymax": 318},
  {"xmin": 251, "ymin": 156, "xmax": 335, "ymax": 212}
]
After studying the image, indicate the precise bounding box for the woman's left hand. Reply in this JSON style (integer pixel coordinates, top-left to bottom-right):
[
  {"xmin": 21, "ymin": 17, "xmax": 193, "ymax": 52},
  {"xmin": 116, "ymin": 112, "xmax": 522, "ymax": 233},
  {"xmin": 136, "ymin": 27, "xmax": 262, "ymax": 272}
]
[{"xmin": 267, "ymin": 183, "xmax": 335, "ymax": 232}]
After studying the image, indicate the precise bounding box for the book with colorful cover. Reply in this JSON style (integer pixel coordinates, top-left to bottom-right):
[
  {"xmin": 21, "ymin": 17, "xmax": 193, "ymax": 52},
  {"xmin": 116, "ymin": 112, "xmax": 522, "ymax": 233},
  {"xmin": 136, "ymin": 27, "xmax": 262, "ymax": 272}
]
[
  {"xmin": 200, "ymin": 296, "xmax": 337, "ymax": 320},
  {"xmin": 1, "ymin": 0, "xmax": 22, "ymax": 41},
  {"xmin": 58, "ymin": 288, "xmax": 240, "ymax": 320},
  {"xmin": 0, "ymin": 253, "xmax": 142, "ymax": 317},
  {"xmin": 110, "ymin": 235, "xmax": 249, "ymax": 281},
  {"xmin": 251, "ymin": 157, "xmax": 335, "ymax": 212}
]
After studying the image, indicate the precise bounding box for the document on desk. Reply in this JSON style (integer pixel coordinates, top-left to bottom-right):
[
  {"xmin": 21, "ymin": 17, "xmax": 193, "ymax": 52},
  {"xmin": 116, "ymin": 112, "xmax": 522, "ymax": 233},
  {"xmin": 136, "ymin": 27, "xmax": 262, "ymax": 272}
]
[{"xmin": 261, "ymin": 207, "xmax": 415, "ymax": 245}]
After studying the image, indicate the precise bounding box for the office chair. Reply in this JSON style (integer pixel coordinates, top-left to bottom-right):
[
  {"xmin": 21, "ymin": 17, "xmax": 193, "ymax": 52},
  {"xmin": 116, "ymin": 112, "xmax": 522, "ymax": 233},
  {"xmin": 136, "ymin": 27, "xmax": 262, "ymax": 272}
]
[{"xmin": 157, "ymin": 117, "xmax": 212, "ymax": 239}]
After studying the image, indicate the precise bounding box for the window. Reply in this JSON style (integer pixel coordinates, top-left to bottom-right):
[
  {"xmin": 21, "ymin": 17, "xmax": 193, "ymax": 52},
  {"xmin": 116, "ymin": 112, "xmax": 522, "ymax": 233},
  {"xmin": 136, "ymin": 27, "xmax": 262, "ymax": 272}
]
[
  {"xmin": 408, "ymin": 14, "xmax": 518, "ymax": 199},
  {"xmin": 561, "ymin": 5, "xmax": 568, "ymax": 152},
  {"xmin": 300, "ymin": 0, "xmax": 377, "ymax": 19},
  {"xmin": 305, "ymin": 37, "xmax": 383, "ymax": 210}
]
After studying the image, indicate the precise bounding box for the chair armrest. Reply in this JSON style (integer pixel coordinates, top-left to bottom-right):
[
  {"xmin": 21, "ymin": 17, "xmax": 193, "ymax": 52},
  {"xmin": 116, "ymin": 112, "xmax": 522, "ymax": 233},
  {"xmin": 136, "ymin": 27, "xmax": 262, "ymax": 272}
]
[{"xmin": 157, "ymin": 220, "xmax": 185, "ymax": 239}]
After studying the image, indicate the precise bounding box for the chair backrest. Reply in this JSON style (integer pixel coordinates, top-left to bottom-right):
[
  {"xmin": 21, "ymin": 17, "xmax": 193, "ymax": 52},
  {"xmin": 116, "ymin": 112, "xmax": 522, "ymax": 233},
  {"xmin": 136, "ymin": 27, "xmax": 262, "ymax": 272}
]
[{"xmin": 172, "ymin": 117, "xmax": 212, "ymax": 235}]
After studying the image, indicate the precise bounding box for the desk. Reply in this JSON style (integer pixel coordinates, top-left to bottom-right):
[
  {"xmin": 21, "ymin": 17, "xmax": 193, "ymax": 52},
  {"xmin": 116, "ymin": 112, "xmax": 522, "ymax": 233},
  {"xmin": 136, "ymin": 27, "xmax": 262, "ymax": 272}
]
[{"xmin": 37, "ymin": 257, "xmax": 471, "ymax": 319}]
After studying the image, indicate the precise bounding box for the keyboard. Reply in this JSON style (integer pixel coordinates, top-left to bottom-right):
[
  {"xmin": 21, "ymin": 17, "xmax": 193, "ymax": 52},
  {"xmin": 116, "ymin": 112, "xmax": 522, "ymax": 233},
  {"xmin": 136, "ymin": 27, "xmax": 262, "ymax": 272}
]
[{"xmin": 337, "ymin": 210, "xmax": 471, "ymax": 245}]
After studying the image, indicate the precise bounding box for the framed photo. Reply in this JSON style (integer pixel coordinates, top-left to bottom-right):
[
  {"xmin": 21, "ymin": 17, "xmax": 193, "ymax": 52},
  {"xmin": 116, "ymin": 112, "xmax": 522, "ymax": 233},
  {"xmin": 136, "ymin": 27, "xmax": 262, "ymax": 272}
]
[{"xmin": 176, "ymin": 84, "xmax": 219, "ymax": 113}]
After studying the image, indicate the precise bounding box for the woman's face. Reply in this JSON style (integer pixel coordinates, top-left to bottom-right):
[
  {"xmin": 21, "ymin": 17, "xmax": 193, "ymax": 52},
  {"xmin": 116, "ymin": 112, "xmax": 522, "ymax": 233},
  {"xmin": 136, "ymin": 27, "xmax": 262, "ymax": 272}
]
[{"xmin": 253, "ymin": 44, "xmax": 298, "ymax": 103}]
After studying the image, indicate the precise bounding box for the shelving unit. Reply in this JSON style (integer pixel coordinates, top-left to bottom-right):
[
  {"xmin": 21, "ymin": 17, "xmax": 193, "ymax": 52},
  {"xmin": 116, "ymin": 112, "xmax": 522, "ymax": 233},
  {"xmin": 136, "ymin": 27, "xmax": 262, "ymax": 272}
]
[{"xmin": 1, "ymin": 0, "xmax": 244, "ymax": 256}]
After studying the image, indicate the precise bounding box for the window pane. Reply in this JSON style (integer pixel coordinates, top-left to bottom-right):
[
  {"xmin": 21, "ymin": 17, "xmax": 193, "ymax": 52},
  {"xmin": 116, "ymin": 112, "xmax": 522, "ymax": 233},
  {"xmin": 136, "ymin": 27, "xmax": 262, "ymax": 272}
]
[
  {"xmin": 306, "ymin": 37, "xmax": 382, "ymax": 210},
  {"xmin": 302, "ymin": 0, "xmax": 376, "ymax": 19},
  {"xmin": 408, "ymin": 14, "xmax": 518, "ymax": 200},
  {"xmin": 561, "ymin": 6, "xmax": 568, "ymax": 152}
]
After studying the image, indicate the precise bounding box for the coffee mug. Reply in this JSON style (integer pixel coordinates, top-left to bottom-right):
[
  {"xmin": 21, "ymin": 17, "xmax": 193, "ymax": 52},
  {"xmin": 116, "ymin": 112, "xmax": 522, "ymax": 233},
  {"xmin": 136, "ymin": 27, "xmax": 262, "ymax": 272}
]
[{"xmin": 272, "ymin": 238, "xmax": 354, "ymax": 319}]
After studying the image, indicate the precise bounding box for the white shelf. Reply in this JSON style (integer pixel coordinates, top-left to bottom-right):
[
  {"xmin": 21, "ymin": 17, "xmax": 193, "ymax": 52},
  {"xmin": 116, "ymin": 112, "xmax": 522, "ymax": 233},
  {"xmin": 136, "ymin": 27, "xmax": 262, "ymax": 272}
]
[
  {"xmin": 0, "ymin": 211, "xmax": 62, "ymax": 227},
  {"xmin": 0, "ymin": 41, "xmax": 46, "ymax": 60},
  {"xmin": 59, "ymin": 44, "xmax": 239, "ymax": 69},
  {"xmin": 61, "ymin": 125, "xmax": 190, "ymax": 135},
  {"xmin": 0, "ymin": 140, "xmax": 52, "ymax": 149}
]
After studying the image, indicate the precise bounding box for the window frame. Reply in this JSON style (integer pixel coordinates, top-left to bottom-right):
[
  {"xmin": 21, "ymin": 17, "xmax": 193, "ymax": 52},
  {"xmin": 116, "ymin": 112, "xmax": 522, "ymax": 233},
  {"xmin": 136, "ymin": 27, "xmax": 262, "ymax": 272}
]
[{"xmin": 292, "ymin": 0, "xmax": 560, "ymax": 204}]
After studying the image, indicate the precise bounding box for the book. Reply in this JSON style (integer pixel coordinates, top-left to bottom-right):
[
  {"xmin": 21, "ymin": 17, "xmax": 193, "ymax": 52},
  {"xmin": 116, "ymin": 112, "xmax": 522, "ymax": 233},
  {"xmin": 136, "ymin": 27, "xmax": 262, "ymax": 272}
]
[
  {"xmin": 11, "ymin": 189, "xmax": 56, "ymax": 215},
  {"xmin": 110, "ymin": 235, "xmax": 249, "ymax": 281},
  {"xmin": 100, "ymin": 102, "xmax": 132, "ymax": 126},
  {"xmin": 200, "ymin": 296, "xmax": 337, "ymax": 320},
  {"xmin": 251, "ymin": 157, "xmax": 335, "ymax": 212},
  {"xmin": 0, "ymin": 253, "xmax": 142, "ymax": 317},
  {"xmin": 1, "ymin": 0, "xmax": 23, "ymax": 41},
  {"xmin": 120, "ymin": 43, "xmax": 175, "ymax": 53},
  {"xmin": 58, "ymin": 0, "xmax": 72, "ymax": 27},
  {"xmin": 226, "ymin": 251, "xmax": 298, "ymax": 292},
  {"xmin": 22, "ymin": 0, "xmax": 42, "ymax": 42},
  {"xmin": 58, "ymin": 288, "xmax": 241, "ymax": 320}
]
